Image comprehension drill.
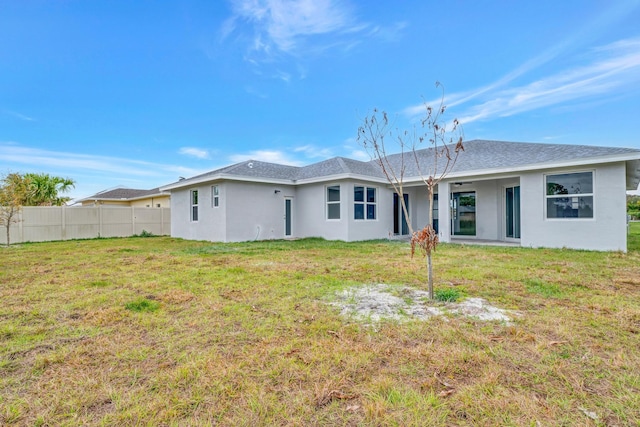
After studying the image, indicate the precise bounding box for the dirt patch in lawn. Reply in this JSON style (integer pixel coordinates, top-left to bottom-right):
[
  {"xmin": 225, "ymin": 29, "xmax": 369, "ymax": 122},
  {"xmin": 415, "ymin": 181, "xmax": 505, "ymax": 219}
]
[{"xmin": 332, "ymin": 283, "xmax": 518, "ymax": 325}]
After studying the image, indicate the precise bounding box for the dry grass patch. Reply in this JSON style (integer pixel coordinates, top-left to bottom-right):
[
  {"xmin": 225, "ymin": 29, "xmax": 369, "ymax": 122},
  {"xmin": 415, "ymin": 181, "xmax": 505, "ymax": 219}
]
[{"xmin": 1, "ymin": 228, "xmax": 639, "ymax": 426}]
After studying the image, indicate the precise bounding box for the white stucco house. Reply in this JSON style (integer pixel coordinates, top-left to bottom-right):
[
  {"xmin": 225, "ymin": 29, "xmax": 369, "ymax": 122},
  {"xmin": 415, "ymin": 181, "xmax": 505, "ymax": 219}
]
[{"xmin": 160, "ymin": 140, "xmax": 640, "ymax": 251}]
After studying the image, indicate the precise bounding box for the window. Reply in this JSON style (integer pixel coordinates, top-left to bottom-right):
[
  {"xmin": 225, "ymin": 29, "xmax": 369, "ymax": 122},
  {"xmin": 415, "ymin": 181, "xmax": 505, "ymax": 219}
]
[
  {"xmin": 433, "ymin": 193, "xmax": 439, "ymax": 234},
  {"xmin": 354, "ymin": 186, "xmax": 376, "ymax": 220},
  {"xmin": 327, "ymin": 185, "xmax": 340, "ymax": 219},
  {"xmin": 212, "ymin": 185, "xmax": 219, "ymax": 208},
  {"xmin": 191, "ymin": 190, "xmax": 199, "ymax": 221},
  {"xmin": 546, "ymin": 172, "xmax": 593, "ymax": 219}
]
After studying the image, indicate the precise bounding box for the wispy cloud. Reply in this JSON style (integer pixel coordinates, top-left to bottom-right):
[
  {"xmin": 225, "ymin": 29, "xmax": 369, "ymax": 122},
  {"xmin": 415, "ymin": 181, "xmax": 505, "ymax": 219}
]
[
  {"xmin": 347, "ymin": 149, "xmax": 369, "ymax": 161},
  {"xmin": 0, "ymin": 143, "xmax": 206, "ymax": 201},
  {"xmin": 2, "ymin": 109, "xmax": 35, "ymax": 121},
  {"xmin": 293, "ymin": 144, "xmax": 333, "ymax": 159},
  {"xmin": 404, "ymin": 37, "xmax": 640, "ymax": 126},
  {"xmin": 179, "ymin": 147, "xmax": 211, "ymax": 159},
  {"xmin": 229, "ymin": 149, "xmax": 305, "ymax": 165},
  {"xmin": 244, "ymin": 85, "xmax": 269, "ymax": 98},
  {"xmin": 228, "ymin": 144, "xmax": 337, "ymax": 166},
  {"xmin": 225, "ymin": 0, "xmax": 356, "ymax": 54},
  {"xmin": 221, "ymin": 0, "xmax": 407, "ymax": 72},
  {"xmin": 366, "ymin": 21, "xmax": 408, "ymax": 42},
  {"xmin": 0, "ymin": 143, "xmax": 199, "ymax": 179}
]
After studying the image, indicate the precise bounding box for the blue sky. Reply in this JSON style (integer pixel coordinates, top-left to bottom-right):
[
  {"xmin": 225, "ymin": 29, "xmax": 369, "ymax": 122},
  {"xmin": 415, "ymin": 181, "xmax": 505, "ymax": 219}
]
[{"xmin": 1, "ymin": 0, "xmax": 640, "ymax": 201}]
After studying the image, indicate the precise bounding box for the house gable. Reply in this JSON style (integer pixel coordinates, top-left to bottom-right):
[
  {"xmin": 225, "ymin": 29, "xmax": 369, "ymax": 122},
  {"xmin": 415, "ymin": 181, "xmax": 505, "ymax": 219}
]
[{"xmin": 77, "ymin": 187, "xmax": 170, "ymax": 207}]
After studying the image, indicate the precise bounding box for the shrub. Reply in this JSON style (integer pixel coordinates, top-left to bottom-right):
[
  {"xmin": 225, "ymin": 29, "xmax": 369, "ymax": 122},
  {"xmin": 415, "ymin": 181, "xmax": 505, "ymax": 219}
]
[{"xmin": 434, "ymin": 288, "xmax": 461, "ymax": 302}]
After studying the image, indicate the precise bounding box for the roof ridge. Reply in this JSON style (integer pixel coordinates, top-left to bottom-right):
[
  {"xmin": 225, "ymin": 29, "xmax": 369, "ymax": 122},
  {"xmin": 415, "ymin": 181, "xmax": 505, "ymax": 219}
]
[
  {"xmin": 223, "ymin": 160, "xmax": 255, "ymax": 174},
  {"xmin": 336, "ymin": 157, "xmax": 350, "ymax": 173}
]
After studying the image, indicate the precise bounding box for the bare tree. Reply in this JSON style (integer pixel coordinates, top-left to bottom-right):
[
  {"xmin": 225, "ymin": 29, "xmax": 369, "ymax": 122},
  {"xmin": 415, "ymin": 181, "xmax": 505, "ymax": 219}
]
[{"xmin": 358, "ymin": 83, "xmax": 464, "ymax": 299}]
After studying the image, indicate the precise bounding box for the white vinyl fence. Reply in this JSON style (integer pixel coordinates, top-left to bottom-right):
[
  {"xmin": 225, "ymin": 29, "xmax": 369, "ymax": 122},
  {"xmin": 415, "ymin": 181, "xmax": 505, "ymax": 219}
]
[{"xmin": 1, "ymin": 206, "xmax": 170, "ymax": 245}]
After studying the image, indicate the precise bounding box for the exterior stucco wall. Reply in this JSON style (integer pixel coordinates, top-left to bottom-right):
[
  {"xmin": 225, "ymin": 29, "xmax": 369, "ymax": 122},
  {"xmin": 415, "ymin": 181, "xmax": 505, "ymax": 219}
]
[
  {"xmin": 170, "ymin": 183, "xmax": 227, "ymax": 242},
  {"xmin": 346, "ymin": 181, "xmax": 394, "ymax": 241},
  {"xmin": 520, "ymin": 163, "xmax": 628, "ymax": 251},
  {"xmin": 288, "ymin": 180, "xmax": 393, "ymax": 241},
  {"xmin": 225, "ymin": 181, "xmax": 296, "ymax": 242},
  {"xmin": 167, "ymin": 161, "xmax": 630, "ymax": 250},
  {"xmin": 295, "ymin": 181, "xmax": 349, "ymax": 240},
  {"xmin": 438, "ymin": 183, "xmax": 451, "ymax": 242},
  {"xmin": 412, "ymin": 187, "xmax": 431, "ymax": 230},
  {"xmin": 439, "ymin": 163, "xmax": 627, "ymax": 250}
]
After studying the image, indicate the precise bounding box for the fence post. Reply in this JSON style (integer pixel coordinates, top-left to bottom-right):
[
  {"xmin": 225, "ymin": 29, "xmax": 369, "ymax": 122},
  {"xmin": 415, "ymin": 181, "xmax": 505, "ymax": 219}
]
[
  {"xmin": 61, "ymin": 206, "xmax": 66, "ymax": 241},
  {"xmin": 132, "ymin": 207, "xmax": 136, "ymax": 236},
  {"xmin": 99, "ymin": 205, "xmax": 103, "ymax": 237},
  {"xmin": 19, "ymin": 209, "xmax": 24, "ymax": 244}
]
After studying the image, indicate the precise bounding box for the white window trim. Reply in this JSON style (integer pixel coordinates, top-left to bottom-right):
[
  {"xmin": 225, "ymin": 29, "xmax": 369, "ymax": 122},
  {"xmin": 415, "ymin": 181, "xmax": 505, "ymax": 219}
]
[
  {"xmin": 326, "ymin": 185, "xmax": 341, "ymax": 220},
  {"xmin": 212, "ymin": 185, "xmax": 220, "ymax": 208},
  {"xmin": 354, "ymin": 185, "xmax": 377, "ymax": 221},
  {"xmin": 191, "ymin": 189, "xmax": 199, "ymax": 222},
  {"xmin": 544, "ymin": 170, "xmax": 595, "ymax": 221}
]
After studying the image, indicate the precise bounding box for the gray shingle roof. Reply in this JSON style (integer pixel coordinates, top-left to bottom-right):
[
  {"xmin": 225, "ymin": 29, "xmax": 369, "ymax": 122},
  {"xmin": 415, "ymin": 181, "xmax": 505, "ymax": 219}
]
[
  {"xmin": 183, "ymin": 160, "xmax": 300, "ymax": 181},
  {"xmin": 161, "ymin": 140, "xmax": 640, "ymax": 190},
  {"xmin": 81, "ymin": 187, "xmax": 166, "ymax": 201},
  {"xmin": 391, "ymin": 139, "xmax": 640, "ymax": 176},
  {"xmin": 296, "ymin": 157, "xmax": 386, "ymax": 180}
]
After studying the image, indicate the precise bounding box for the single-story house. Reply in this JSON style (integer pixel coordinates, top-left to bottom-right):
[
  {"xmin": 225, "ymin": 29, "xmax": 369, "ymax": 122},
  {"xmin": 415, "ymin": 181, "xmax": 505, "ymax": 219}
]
[
  {"xmin": 160, "ymin": 140, "xmax": 640, "ymax": 251},
  {"xmin": 76, "ymin": 187, "xmax": 170, "ymax": 208}
]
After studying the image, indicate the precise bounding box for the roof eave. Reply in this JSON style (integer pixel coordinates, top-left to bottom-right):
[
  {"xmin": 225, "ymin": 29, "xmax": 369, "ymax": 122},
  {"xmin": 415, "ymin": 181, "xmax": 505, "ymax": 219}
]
[
  {"xmin": 402, "ymin": 153, "xmax": 640, "ymax": 183},
  {"xmin": 295, "ymin": 173, "xmax": 389, "ymax": 185},
  {"xmin": 125, "ymin": 192, "xmax": 170, "ymax": 201},
  {"xmin": 160, "ymin": 174, "xmax": 295, "ymax": 191},
  {"xmin": 78, "ymin": 192, "xmax": 170, "ymax": 202}
]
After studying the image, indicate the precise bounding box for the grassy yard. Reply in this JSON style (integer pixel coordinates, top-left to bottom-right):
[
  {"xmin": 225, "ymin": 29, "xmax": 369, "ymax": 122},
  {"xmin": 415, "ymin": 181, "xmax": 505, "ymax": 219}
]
[{"xmin": 1, "ymin": 224, "xmax": 639, "ymax": 426}]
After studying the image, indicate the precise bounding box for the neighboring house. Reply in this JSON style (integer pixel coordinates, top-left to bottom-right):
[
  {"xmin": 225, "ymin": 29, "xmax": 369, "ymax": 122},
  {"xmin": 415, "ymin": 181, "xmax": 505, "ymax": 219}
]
[
  {"xmin": 160, "ymin": 140, "xmax": 640, "ymax": 251},
  {"xmin": 76, "ymin": 187, "xmax": 170, "ymax": 208}
]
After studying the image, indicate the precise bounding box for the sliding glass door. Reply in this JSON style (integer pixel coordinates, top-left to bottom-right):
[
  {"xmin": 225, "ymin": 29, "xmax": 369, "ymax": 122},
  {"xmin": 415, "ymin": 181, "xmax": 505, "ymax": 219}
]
[
  {"xmin": 451, "ymin": 192, "xmax": 476, "ymax": 236},
  {"xmin": 505, "ymin": 186, "xmax": 521, "ymax": 239},
  {"xmin": 393, "ymin": 193, "xmax": 410, "ymax": 235}
]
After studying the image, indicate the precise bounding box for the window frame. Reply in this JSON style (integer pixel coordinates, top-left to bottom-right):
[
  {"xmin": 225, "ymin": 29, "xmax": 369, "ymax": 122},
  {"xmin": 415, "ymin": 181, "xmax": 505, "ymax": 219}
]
[
  {"xmin": 326, "ymin": 185, "xmax": 341, "ymax": 220},
  {"xmin": 544, "ymin": 170, "xmax": 594, "ymax": 220},
  {"xmin": 432, "ymin": 193, "xmax": 439, "ymax": 234},
  {"xmin": 354, "ymin": 185, "xmax": 377, "ymax": 221},
  {"xmin": 212, "ymin": 185, "xmax": 219, "ymax": 208},
  {"xmin": 190, "ymin": 189, "xmax": 199, "ymax": 222}
]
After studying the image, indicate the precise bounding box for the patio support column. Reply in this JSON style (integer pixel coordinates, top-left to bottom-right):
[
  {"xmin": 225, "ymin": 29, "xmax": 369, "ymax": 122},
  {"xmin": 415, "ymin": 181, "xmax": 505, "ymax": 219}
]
[{"xmin": 438, "ymin": 181, "xmax": 451, "ymax": 243}]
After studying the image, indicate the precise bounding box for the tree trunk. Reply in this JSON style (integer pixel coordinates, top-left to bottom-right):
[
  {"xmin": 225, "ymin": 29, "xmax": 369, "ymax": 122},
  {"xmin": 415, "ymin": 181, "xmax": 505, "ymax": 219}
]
[
  {"xmin": 427, "ymin": 186, "xmax": 435, "ymax": 299},
  {"xmin": 427, "ymin": 253, "xmax": 433, "ymax": 299}
]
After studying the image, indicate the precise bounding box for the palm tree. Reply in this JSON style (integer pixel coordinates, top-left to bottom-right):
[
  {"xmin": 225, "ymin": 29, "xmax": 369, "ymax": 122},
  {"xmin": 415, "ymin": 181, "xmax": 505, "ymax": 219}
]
[{"xmin": 23, "ymin": 173, "xmax": 75, "ymax": 206}]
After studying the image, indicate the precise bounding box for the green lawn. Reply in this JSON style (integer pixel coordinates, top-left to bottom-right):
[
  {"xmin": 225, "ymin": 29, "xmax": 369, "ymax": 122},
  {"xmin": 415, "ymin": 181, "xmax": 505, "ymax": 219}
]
[
  {"xmin": 1, "ymin": 225, "xmax": 639, "ymax": 426},
  {"xmin": 629, "ymin": 220, "xmax": 640, "ymax": 252}
]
